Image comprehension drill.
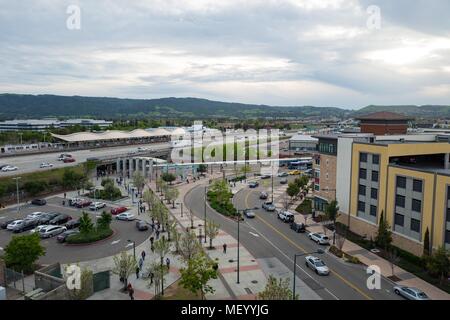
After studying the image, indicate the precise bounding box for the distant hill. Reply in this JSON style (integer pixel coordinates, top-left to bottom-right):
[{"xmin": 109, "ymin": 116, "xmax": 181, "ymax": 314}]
[
  {"xmin": 0, "ymin": 94, "xmax": 349, "ymax": 120},
  {"xmin": 0, "ymin": 94, "xmax": 448, "ymax": 120}
]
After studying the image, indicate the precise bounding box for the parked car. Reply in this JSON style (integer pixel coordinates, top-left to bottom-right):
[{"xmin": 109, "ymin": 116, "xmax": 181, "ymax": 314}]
[
  {"xmin": 116, "ymin": 212, "xmax": 135, "ymax": 221},
  {"xmin": 243, "ymin": 209, "xmax": 256, "ymax": 218},
  {"xmin": 40, "ymin": 162, "xmax": 53, "ymax": 168},
  {"xmin": 1, "ymin": 219, "xmax": 17, "ymax": 229},
  {"xmin": 30, "ymin": 225, "xmax": 50, "ymax": 234},
  {"xmin": 6, "ymin": 220, "xmax": 23, "ymax": 231},
  {"xmin": 39, "ymin": 225, "xmax": 67, "ymax": 238},
  {"xmin": 308, "ymin": 232, "xmax": 330, "ymax": 245},
  {"xmin": 38, "ymin": 212, "xmax": 60, "ymax": 225},
  {"xmin": 49, "ymin": 214, "xmax": 72, "ymax": 225},
  {"xmin": 11, "ymin": 218, "xmax": 39, "ymax": 233},
  {"xmin": 279, "ymin": 178, "xmax": 288, "ymax": 185},
  {"xmin": 262, "ymin": 201, "xmax": 276, "ymax": 212},
  {"xmin": 89, "ymin": 202, "xmax": 106, "ymax": 210},
  {"xmin": 31, "ymin": 199, "xmax": 47, "ymax": 206},
  {"xmin": 136, "ymin": 220, "xmax": 149, "ymax": 231},
  {"xmin": 288, "ymin": 170, "xmax": 301, "ymax": 175},
  {"xmin": 277, "ymin": 210, "xmax": 295, "ymax": 223},
  {"xmin": 111, "ymin": 206, "xmax": 128, "ymax": 215},
  {"xmin": 260, "ymin": 174, "xmax": 271, "ymax": 179},
  {"xmin": 56, "ymin": 229, "xmax": 80, "ymax": 243},
  {"xmin": 259, "ymin": 192, "xmax": 268, "ymax": 200},
  {"xmin": 2, "ymin": 165, "xmax": 18, "ymax": 172},
  {"xmin": 277, "ymin": 172, "xmax": 288, "ymax": 177},
  {"xmin": 393, "ymin": 286, "xmax": 430, "ymax": 300},
  {"xmin": 248, "ymin": 181, "xmax": 259, "ymax": 188},
  {"xmin": 63, "ymin": 157, "xmax": 76, "ymax": 163},
  {"xmin": 65, "ymin": 219, "xmax": 80, "ymax": 230},
  {"xmin": 69, "ymin": 198, "xmax": 82, "ymax": 206},
  {"xmin": 290, "ymin": 221, "xmax": 306, "ymax": 233},
  {"xmin": 305, "ymin": 256, "xmax": 330, "ymax": 275},
  {"xmin": 26, "ymin": 212, "xmax": 44, "ymax": 220},
  {"xmin": 75, "ymin": 200, "xmax": 92, "ymax": 208}
]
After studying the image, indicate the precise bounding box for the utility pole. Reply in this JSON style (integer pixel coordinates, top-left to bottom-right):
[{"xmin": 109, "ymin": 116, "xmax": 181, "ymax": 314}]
[{"xmin": 13, "ymin": 177, "xmax": 21, "ymax": 213}]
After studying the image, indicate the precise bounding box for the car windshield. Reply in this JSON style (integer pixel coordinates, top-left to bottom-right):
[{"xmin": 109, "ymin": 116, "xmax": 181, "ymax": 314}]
[
  {"xmin": 417, "ymin": 292, "xmax": 428, "ymax": 298},
  {"xmin": 315, "ymin": 260, "xmax": 325, "ymax": 267}
]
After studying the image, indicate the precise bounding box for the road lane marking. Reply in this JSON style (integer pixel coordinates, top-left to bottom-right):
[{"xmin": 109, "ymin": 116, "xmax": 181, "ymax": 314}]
[
  {"xmin": 243, "ymin": 189, "xmax": 373, "ymax": 300},
  {"xmin": 111, "ymin": 240, "xmax": 121, "ymax": 245},
  {"xmin": 249, "ymin": 232, "xmax": 259, "ymax": 237},
  {"xmin": 125, "ymin": 243, "xmax": 134, "ymax": 248}
]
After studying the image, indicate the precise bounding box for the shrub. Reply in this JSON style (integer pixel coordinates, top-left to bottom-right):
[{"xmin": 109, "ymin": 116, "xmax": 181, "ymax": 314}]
[
  {"xmin": 329, "ymin": 245, "xmax": 343, "ymax": 258},
  {"xmin": 66, "ymin": 228, "xmax": 113, "ymax": 244}
]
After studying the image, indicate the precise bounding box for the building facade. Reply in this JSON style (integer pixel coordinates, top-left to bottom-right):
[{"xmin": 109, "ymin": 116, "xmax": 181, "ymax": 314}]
[{"xmin": 0, "ymin": 119, "xmax": 113, "ymax": 132}]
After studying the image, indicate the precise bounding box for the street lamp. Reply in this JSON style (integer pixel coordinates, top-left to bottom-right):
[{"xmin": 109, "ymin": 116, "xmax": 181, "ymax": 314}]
[
  {"xmin": 292, "ymin": 249, "xmax": 324, "ymax": 299},
  {"xmin": 235, "ymin": 206, "xmax": 259, "ymax": 284},
  {"xmin": 12, "ymin": 177, "xmax": 21, "ymax": 213},
  {"xmin": 204, "ymin": 185, "xmax": 207, "ymax": 244},
  {"xmin": 127, "ymin": 239, "xmax": 136, "ymax": 261}
]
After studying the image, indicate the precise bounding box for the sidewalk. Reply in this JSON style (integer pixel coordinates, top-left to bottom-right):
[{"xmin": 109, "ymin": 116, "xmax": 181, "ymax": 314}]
[{"xmin": 304, "ymin": 214, "xmax": 450, "ymax": 300}]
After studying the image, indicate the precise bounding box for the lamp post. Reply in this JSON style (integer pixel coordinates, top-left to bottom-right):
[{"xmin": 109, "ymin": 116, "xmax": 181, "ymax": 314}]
[
  {"xmin": 292, "ymin": 249, "xmax": 324, "ymax": 299},
  {"xmin": 127, "ymin": 239, "xmax": 136, "ymax": 261},
  {"xmin": 12, "ymin": 177, "xmax": 21, "ymax": 213}
]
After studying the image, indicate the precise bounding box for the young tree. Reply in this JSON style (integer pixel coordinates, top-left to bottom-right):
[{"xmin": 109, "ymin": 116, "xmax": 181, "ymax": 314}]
[
  {"xmin": 205, "ymin": 219, "xmax": 220, "ymax": 250},
  {"xmin": 161, "ymin": 172, "xmax": 176, "ymax": 185},
  {"xmin": 426, "ymin": 246, "xmax": 450, "ymax": 285},
  {"xmin": 153, "ymin": 237, "xmax": 171, "ymax": 295},
  {"xmin": 197, "ymin": 164, "xmax": 207, "ymax": 173},
  {"xmin": 286, "ymin": 183, "xmax": 300, "ymax": 201},
  {"xmin": 387, "ymin": 248, "xmax": 400, "ymax": 277},
  {"xmin": 97, "ymin": 211, "xmax": 112, "ymax": 230},
  {"xmin": 4, "ymin": 233, "xmax": 45, "ymax": 273},
  {"xmin": 179, "ymin": 231, "xmax": 201, "ymax": 262},
  {"xmin": 132, "ymin": 171, "xmax": 145, "ymax": 193},
  {"xmin": 179, "ymin": 253, "xmax": 219, "ymax": 300},
  {"xmin": 257, "ymin": 275, "xmax": 298, "ymax": 300},
  {"xmin": 325, "ymin": 200, "xmax": 340, "ymax": 244},
  {"xmin": 375, "ymin": 210, "xmax": 392, "ymax": 251},
  {"xmin": 143, "ymin": 189, "xmax": 156, "ymax": 211},
  {"xmin": 112, "ymin": 251, "xmax": 137, "ymax": 290},
  {"xmin": 166, "ymin": 219, "xmax": 178, "ymax": 242},
  {"xmin": 148, "ymin": 261, "xmax": 168, "ymax": 298},
  {"xmin": 423, "ymin": 227, "xmax": 431, "ymax": 257},
  {"xmin": 79, "ymin": 211, "xmax": 94, "ymax": 234},
  {"xmin": 165, "ymin": 187, "xmax": 180, "ymax": 208},
  {"xmin": 335, "ymin": 233, "xmax": 346, "ymax": 252}
]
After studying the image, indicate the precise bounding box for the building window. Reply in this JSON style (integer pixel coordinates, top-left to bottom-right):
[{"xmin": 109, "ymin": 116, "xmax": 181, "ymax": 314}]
[
  {"xmin": 360, "ymin": 153, "xmax": 367, "ymax": 163},
  {"xmin": 446, "ymin": 230, "xmax": 450, "ymax": 244},
  {"xmin": 314, "ymin": 184, "xmax": 320, "ymax": 191},
  {"xmin": 395, "ymin": 213, "xmax": 404, "ymax": 226},
  {"xmin": 359, "ymin": 168, "xmax": 367, "ymax": 179},
  {"xmin": 359, "ymin": 185, "xmax": 366, "ymax": 196},
  {"xmin": 370, "ymin": 205, "xmax": 377, "ymax": 217},
  {"xmin": 371, "ymin": 188, "xmax": 378, "ymax": 200},
  {"xmin": 372, "ymin": 154, "xmax": 380, "ymax": 165},
  {"xmin": 413, "ymin": 179, "xmax": 423, "ymax": 193},
  {"xmin": 412, "ymin": 199, "xmax": 422, "ymax": 212},
  {"xmin": 396, "ymin": 176, "xmax": 406, "ymax": 188},
  {"xmin": 396, "ymin": 195, "xmax": 405, "ymax": 208},
  {"xmin": 410, "ymin": 219, "xmax": 421, "ymax": 233},
  {"xmin": 358, "ymin": 201, "xmax": 365, "ymax": 213},
  {"xmin": 371, "ymin": 170, "xmax": 379, "ymax": 182}
]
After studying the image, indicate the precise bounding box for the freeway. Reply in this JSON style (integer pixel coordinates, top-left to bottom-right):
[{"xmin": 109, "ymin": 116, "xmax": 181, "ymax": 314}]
[
  {"xmin": 0, "ymin": 142, "xmax": 170, "ymax": 177},
  {"xmin": 184, "ymin": 176, "xmax": 402, "ymax": 300}
]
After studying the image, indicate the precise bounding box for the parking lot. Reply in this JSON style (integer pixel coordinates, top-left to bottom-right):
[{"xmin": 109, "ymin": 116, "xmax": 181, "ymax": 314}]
[{"xmin": 0, "ymin": 196, "xmax": 149, "ymax": 264}]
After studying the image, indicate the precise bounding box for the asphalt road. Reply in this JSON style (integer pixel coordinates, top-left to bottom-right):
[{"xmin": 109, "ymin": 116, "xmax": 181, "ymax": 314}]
[
  {"xmin": 0, "ymin": 196, "xmax": 149, "ymax": 264},
  {"xmin": 184, "ymin": 176, "xmax": 402, "ymax": 300},
  {"xmin": 0, "ymin": 142, "xmax": 170, "ymax": 177}
]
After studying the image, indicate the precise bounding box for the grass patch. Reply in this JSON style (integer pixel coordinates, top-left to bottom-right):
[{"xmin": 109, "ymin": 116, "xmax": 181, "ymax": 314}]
[
  {"xmin": 296, "ymin": 199, "xmax": 312, "ymax": 215},
  {"xmin": 161, "ymin": 280, "xmax": 201, "ymax": 300}
]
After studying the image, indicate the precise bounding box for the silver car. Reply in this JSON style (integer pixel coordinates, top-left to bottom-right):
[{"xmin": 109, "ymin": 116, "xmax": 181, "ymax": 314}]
[
  {"xmin": 39, "ymin": 225, "xmax": 67, "ymax": 238},
  {"xmin": 393, "ymin": 286, "xmax": 430, "ymax": 300},
  {"xmin": 305, "ymin": 256, "xmax": 330, "ymax": 276}
]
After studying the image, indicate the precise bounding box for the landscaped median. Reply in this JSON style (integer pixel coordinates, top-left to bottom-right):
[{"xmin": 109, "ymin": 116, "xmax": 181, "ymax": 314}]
[
  {"xmin": 66, "ymin": 211, "xmax": 114, "ymax": 245},
  {"xmin": 206, "ymin": 179, "xmax": 238, "ymax": 218}
]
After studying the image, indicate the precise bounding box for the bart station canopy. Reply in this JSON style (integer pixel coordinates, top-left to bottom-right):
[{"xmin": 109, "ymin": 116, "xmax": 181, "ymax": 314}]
[{"xmin": 51, "ymin": 128, "xmax": 185, "ymax": 143}]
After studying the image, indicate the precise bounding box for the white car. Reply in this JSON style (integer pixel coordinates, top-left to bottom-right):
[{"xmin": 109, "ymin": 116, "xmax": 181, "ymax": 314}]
[
  {"xmin": 6, "ymin": 220, "xmax": 23, "ymax": 230},
  {"xmin": 2, "ymin": 165, "xmax": 18, "ymax": 172},
  {"xmin": 115, "ymin": 212, "xmax": 135, "ymax": 221},
  {"xmin": 39, "ymin": 225, "xmax": 67, "ymax": 238},
  {"xmin": 26, "ymin": 212, "xmax": 44, "ymax": 220},
  {"xmin": 30, "ymin": 225, "xmax": 50, "ymax": 234},
  {"xmin": 305, "ymin": 256, "xmax": 330, "ymax": 276},
  {"xmin": 277, "ymin": 210, "xmax": 295, "ymax": 223},
  {"xmin": 40, "ymin": 162, "xmax": 54, "ymax": 168},
  {"xmin": 89, "ymin": 202, "xmax": 106, "ymax": 210},
  {"xmin": 393, "ymin": 286, "xmax": 430, "ymax": 300},
  {"xmin": 308, "ymin": 232, "xmax": 330, "ymax": 245}
]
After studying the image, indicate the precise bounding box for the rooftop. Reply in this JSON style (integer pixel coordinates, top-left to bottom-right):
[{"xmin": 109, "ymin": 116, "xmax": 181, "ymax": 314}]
[{"xmin": 355, "ymin": 111, "xmax": 413, "ymax": 121}]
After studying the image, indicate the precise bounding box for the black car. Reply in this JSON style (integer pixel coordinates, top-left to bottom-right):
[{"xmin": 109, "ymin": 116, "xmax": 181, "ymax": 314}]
[
  {"xmin": 290, "ymin": 222, "xmax": 306, "ymax": 233},
  {"xmin": 49, "ymin": 214, "xmax": 71, "ymax": 225},
  {"xmin": 38, "ymin": 212, "xmax": 60, "ymax": 225},
  {"xmin": 56, "ymin": 230, "xmax": 79, "ymax": 243},
  {"xmin": 31, "ymin": 199, "xmax": 47, "ymax": 206},
  {"xmin": 260, "ymin": 175, "xmax": 271, "ymax": 179},
  {"xmin": 248, "ymin": 182, "xmax": 259, "ymax": 188},
  {"xmin": 65, "ymin": 219, "xmax": 80, "ymax": 230},
  {"xmin": 136, "ymin": 220, "xmax": 149, "ymax": 231},
  {"xmin": 1, "ymin": 219, "xmax": 16, "ymax": 229}
]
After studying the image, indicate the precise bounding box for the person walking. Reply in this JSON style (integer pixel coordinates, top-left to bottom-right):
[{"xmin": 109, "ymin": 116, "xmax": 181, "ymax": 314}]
[
  {"xmin": 151, "ymin": 244, "xmax": 154, "ymax": 253},
  {"xmin": 156, "ymin": 229, "xmax": 160, "ymax": 240},
  {"xmin": 128, "ymin": 284, "xmax": 134, "ymax": 300},
  {"xmin": 150, "ymin": 222, "xmax": 154, "ymax": 232},
  {"xmin": 139, "ymin": 258, "xmax": 143, "ymax": 271},
  {"xmin": 223, "ymin": 243, "xmax": 227, "ymax": 254},
  {"xmin": 149, "ymin": 272, "xmax": 154, "ymax": 285},
  {"xmin": 64, "ymin": 192, "xmax": 66, "ymax": 199},
  {"xmin": 135, "ymin": 266, "xmax": 140, "ymax": 279},
  {"xmin": 166, "ymin": 257, "xmax": 170, "ymax": 270},
  {"xmin": 141, "ymin": 250, "xmax": 146, "ymax": 261},
  {"xmin": 150, "ymin": 236, "xmax": 154, "ymax": 245}
]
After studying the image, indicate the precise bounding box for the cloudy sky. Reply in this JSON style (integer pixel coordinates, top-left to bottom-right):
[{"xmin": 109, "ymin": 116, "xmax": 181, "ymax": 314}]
[{"xmin": 0, "ymin": 0, "xmax": 449, "ymax": 109}]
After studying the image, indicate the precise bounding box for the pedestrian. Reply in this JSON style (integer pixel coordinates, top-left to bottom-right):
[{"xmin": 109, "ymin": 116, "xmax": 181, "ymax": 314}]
[
  {"xmin": 128, "ymin": 284, "xmax": 134, "ymax": 300},
  {"xmin": 62, "ymin": 200, "xmax": 65, "ymax": 206},
  {"xmin": 151, "ymin": 217, "xmax": 155, "ymax": 225},
  {"xmin": 149, "ymin": 272, "xmax": 154, "ymax": 285},
  {"xmin": 139, "ymin": 258, "xmax": 143, "ymax": 270},
  {"xmin": 151, "ymin": 222, "xmax": 154, "ymax": 232},
  {"xmin": 166, "ymin": 257, "xmax": 170, "ymax": 269},
  {"xmin": 141, "ymin": 250, "xmax": 146, "ymax": 261},
  {"xmin": 223, "ymin": 243, "xmax": 227, "ymax": 254},
  {"xmin": 136, "ymin": 266, "xmax": 140, "ymax": 279},
  {"xmin": 150, "ymin": 236, "xmax": 154, "ymax": 245},
  {"xmin": 151, "ymin": 244, "xmax": 154, "ymax": 253},
  {"xmin": 156, "ymin": 229, "xmax": 160, "ymax": 240},
  {"xmin": 64, "ymin": 192, "xmax": 66, "ymax": 199}
]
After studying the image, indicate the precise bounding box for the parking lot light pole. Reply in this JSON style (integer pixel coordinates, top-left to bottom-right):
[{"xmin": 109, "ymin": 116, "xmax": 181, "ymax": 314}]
[
  {"xmin": 292, "ymin": 249, "xmax": 324, "ymax": 300},
  {"xmin": 12, "ymin": 177, "xmax": 21, "ymax": 213},
  {"xmin": 128, "ymin": 240, "xmax": 136, "ymax": 261}
]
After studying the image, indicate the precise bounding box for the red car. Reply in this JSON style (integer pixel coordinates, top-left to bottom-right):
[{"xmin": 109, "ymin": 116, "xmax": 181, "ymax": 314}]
[
  {"xmin": 75, "ymin": 200, "xmax": 92, "ymax": 208},
  {"xmin": 111, "ymin": 206, "xmax": 128, "ymax": 215},
  {"xmin": 63, "ymin": 157, "xmax": 76, "ymax": 163}
]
